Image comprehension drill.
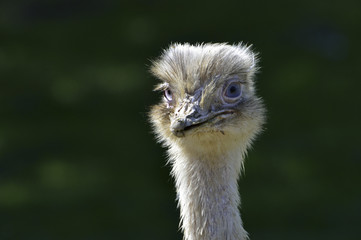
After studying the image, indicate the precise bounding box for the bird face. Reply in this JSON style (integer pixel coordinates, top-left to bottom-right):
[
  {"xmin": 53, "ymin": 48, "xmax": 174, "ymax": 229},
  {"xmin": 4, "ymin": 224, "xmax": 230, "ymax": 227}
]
[
  {"xmin": 150, "ymin": 43, "xmax": 265, "ymax": 150},
  {"xmin": 162, "ymin": 77, "xmax": 246, "ymax": 137}
]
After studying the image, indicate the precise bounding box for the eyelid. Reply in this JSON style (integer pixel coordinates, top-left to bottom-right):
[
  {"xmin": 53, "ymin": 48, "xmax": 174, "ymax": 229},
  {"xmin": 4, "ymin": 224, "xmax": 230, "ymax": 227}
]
[
  {"xmin": 225, "ymin": 76, "xmax": 246, "ymax": 84},
  {"xmin": 154, "ymin": 82, "xmax": 169, "ymax": 91},
  {"xmin": 223, "ymin": 80, "xmax": 242, "ymax": 91},
  {"xmin": 229, "ymin": 79, "xmax": 245, "ymax": 85}
]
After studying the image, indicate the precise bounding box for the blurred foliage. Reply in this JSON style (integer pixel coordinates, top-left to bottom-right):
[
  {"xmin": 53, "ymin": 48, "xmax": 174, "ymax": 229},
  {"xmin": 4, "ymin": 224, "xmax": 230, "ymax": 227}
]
[{"xmin": 0, "ymin": 0, "xmax": 360, "ymax": 239}]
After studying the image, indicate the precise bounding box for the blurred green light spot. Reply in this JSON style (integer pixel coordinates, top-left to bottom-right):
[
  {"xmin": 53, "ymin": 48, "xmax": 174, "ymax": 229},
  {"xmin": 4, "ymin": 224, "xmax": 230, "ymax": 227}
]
[
  {"xmin": 0, "ymin": 183, "xmax": 30, "ymax": 207},
  {"xmin": 39, "ymin": 160, "xmax": 74, "ymax": 189}
]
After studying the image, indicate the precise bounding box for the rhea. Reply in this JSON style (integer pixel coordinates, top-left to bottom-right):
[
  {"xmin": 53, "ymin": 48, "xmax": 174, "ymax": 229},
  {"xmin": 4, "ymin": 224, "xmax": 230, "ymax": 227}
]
[{"xmin": 149, "ymin": 43, "xmax": 265, "ymax": 240}]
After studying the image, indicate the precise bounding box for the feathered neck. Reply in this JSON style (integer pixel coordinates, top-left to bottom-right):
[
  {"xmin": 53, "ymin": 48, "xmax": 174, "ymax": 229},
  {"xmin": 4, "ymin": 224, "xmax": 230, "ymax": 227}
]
[{"xmin": 168, "ymin": 142, "xmax": 249, "ymax": 240}]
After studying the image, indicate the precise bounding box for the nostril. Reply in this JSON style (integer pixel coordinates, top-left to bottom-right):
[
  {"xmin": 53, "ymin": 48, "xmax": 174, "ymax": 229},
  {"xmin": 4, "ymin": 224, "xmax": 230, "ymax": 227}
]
[{"xmin": 192, "ymin": 112, "xmax": 202, "ymax": 119}]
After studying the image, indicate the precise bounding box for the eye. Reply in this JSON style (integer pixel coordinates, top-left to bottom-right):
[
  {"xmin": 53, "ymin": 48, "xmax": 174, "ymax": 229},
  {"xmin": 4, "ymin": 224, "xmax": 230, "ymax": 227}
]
[
  {"xmin": 164, "ymin": 88, "xmax": 173, "ymax": 101},
  {"xmin": 223, "ymin": 81, "xmax": 242, "ymax": 102}
]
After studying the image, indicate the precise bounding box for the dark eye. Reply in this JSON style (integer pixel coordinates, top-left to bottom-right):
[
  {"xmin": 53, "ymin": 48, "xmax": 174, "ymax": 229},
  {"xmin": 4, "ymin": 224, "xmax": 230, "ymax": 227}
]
[
  {"xmin": 223, "ymin": 82, "xmax": 242, "ymax": 102},
  {"xmin": 164, "ymin": 88, "xmax": 173, "ymax": 101}
]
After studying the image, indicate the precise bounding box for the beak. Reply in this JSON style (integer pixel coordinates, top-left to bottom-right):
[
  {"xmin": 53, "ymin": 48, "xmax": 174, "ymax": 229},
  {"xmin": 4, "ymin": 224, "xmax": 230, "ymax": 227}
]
[
  {"xmin": 170, "ymin": 96, "xmax": 233, "ymax": 137},
  {"xmin": 170, "ymin": 107, "xmax": 202, "ymax": 137}
]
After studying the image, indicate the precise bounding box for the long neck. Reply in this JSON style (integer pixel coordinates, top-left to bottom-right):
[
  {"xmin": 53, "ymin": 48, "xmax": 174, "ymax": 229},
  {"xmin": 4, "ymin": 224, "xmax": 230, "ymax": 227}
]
[{"xmin": 170, "ymin": 145, "xmax": 248, "ymax": 240}]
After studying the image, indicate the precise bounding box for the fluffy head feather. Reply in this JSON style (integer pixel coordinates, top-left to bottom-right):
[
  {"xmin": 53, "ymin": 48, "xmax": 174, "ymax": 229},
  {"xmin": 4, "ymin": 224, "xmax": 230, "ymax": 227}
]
[{"xmin": 149, "ymin": 43, "xmax": 265, "ymax": 156}]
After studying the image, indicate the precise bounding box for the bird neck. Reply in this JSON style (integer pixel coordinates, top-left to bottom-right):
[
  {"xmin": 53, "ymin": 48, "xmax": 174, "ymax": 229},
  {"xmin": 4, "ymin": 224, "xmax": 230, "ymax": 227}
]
[{"xmin": 170, "ymin": 144, "xmax": 248, "ymax": 240}]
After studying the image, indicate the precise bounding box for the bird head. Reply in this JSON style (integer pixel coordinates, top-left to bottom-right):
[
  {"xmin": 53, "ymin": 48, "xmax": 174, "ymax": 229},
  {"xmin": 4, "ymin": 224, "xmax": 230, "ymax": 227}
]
[{"xmin": 150, "ymin": 43, "xmax": 265, "ymax": 153}]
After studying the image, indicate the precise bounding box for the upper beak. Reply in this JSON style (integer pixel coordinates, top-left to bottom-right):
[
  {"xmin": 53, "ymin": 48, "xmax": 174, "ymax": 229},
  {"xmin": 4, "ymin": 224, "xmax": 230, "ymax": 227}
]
[
  {"xmin": 170, "ymin": 97, "xmax": 233, "ymax": 137},
  {"xmin": 170, "ymin": 98, "xmax": 200, "ymax": 137}
]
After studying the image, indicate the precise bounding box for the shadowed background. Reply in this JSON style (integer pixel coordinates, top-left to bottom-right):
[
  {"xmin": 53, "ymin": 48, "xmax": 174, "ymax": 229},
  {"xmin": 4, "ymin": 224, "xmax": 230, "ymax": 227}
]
[{"xmin": 1, "ymin": 0, "xmax": 360, "ymax": 239}]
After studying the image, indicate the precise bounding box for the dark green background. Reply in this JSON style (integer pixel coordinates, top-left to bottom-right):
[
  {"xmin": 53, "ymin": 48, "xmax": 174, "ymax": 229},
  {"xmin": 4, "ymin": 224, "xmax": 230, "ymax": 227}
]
[{"xmin": 1, "ymin": 0, "xmax": 360, "ymax": 239}]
